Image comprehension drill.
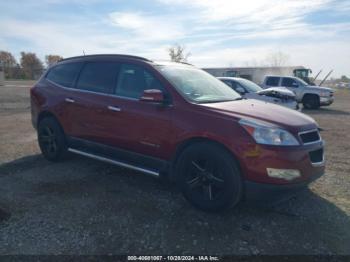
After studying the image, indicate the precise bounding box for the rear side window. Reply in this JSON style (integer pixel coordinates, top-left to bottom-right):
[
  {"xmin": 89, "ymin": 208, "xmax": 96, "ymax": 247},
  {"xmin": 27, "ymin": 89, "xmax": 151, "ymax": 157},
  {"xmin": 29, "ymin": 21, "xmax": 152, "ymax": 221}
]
[
  {"xmin": 281, "ymin": 77, "xmax": 298, "ymax": 87},
  {"xmin": 76, "ymin": 62, "xmax": 119, "ymax": 94},
  {"xmin": 115, "ymin": 64, "xmax": 164, "ymax": 99},
  {"xmin": 266, "ymin": 77, "xmax": 280, "ymax": 87},
  {"xmin": 46, "ymin": 62, "xmax": 83, "ymax": 88}
]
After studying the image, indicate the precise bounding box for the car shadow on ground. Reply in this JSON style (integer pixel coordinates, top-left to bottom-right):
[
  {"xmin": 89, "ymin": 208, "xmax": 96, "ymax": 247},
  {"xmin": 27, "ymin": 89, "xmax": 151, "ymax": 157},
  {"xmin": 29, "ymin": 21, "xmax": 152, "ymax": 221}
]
[
  {"xmin": 0, "ymin": 154, "xmax": 349, "ymax": 254},
  {"xmin": 302, "ymin": 108, "xmax": 350, "ymax": 116}
]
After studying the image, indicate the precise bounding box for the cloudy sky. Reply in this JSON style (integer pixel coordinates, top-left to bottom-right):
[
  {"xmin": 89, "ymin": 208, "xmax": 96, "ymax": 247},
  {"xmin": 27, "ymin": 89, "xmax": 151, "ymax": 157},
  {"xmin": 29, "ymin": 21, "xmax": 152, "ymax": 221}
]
[{"xmin": 0, "ymin": 0, "xmax": 349, "ymax": 77}]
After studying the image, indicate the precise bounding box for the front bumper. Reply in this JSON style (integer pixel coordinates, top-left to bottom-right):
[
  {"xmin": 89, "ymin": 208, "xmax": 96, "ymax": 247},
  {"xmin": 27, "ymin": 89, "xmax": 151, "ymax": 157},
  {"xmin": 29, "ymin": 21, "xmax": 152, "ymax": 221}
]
[
  {"xmin": 236, "ymin": 138, "xmax": 325, "ymax": 203},
  {"xmin": 320, "ymin": 96, "xmax": 334, "ymax": 106},
  {"xmin": 244, "ymin": 171, "xmax": 324, "ymax": 203}
]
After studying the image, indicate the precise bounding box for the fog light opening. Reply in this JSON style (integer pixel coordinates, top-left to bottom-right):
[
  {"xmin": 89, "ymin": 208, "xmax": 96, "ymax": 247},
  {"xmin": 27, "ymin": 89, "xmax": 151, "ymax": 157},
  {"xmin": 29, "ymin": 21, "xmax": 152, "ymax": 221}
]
[{"xmin": 266, "ymin": 168, "xmax": 301, "ymax": 181}]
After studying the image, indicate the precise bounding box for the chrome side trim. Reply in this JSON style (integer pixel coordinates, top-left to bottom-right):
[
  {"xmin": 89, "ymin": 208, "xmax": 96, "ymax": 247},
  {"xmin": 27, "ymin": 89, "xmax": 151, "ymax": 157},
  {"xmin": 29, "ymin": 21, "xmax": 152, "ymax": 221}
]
[
  {"xmin": 65, "ymin": 98, "xmax": 75, "ymax": 103},
  {"xmin": 107, "ymin": 105, "xmax": 121, "ymax": 112},
  {"xmin": 68, "ymin": 148, "xmax": 160, "ymax": 177},
  {"xmin": 298, "ymin": 129, "xmax": 322, "ymax": 145},
  {"xmin": 46, "ymin": 79, "xmax": 139, "ymax": 102}
]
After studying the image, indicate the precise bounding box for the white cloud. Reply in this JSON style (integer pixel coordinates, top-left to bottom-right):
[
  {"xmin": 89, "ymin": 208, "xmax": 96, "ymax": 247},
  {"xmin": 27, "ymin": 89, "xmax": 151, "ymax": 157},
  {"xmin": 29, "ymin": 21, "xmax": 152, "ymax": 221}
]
[
  {"xmin": 109, "ymin": 12, "xmax": 184, "ymax": 41},
  {"xmin": 0, "ymin": 0, "xmax": 348, "ymax": 77},
  {"xmin": 159, "ymin": 0, "xmax": 331, "ymax": 23}
]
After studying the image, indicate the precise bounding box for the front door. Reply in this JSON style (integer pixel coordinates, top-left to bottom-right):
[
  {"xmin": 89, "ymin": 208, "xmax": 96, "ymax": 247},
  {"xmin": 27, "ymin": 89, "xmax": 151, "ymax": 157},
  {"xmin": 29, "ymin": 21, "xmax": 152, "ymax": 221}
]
[{"xmin": 104, "ymin": 63, "xmax": 173, "ymax": 160}]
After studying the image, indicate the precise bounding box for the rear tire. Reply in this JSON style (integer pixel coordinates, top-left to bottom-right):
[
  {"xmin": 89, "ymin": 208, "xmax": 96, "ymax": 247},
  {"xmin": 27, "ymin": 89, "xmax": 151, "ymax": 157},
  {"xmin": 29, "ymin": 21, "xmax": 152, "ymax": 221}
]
[
  {"xmin": 302, "ymin": 95, "xmax": 320, "ymax": 109},
  {"xmin": 37, "ymin": 117, "xmax": 68, "ymax": 161},
  {"xmin": 176, "ymin": 142, "xmax": 243, "ymax": 212}
]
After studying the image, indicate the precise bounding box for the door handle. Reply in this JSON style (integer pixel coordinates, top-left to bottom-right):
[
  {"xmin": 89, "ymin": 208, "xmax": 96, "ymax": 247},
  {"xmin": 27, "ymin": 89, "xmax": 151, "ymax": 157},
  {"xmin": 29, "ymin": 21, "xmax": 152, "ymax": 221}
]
[
  {"xmin": 65, "ymin": 98, "xmax": 75, "ymax": 103},
  {"xmin": 107, "ymin": 106, "xmax": 121, "ymax": 112}
]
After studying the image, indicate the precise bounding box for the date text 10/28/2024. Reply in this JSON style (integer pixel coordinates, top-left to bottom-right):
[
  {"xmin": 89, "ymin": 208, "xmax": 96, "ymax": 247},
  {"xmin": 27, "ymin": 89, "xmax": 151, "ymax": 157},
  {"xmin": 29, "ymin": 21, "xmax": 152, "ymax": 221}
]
[{"xmin": 128, "ymin": 256, "xmax": 219, "ymax": 261}]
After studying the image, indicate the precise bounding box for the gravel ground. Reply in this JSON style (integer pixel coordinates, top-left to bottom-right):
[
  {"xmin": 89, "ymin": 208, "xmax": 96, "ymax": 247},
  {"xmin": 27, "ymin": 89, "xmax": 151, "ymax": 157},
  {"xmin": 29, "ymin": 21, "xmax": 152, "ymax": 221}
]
[{"xmin": 0, "ymin": 81, "xmax": 349, "ymax": 255}]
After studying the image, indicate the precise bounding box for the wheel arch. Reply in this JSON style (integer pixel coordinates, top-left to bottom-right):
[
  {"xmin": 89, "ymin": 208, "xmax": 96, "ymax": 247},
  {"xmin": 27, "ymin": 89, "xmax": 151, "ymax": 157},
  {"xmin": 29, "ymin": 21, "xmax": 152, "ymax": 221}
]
[
  {"xmin": 37, "ymin": 111, "xmax": 65, "ymax": 135},
  {"xmin": 302, "ymin": 93, "xmax": 319, "ymax": 102}
]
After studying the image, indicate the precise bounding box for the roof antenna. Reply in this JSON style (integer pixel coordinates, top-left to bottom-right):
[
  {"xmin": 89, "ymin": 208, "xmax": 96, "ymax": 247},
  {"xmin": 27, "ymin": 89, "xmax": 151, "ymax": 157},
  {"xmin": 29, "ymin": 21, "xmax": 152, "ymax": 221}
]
[{"xmin": 83, "ymin": 50, "xmax": 86, "ymax": 56}]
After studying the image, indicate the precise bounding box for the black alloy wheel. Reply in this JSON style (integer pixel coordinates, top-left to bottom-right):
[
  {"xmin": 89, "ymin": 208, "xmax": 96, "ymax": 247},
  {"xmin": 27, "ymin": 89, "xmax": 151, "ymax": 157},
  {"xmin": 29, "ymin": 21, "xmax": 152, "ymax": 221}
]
[
  {"xmin": 177, "ymin": 142, "xmax": 242, "ymax": 212},
  {"xmin": 38, "ymin": 117, "xmax": 67, "ymax": 161}
]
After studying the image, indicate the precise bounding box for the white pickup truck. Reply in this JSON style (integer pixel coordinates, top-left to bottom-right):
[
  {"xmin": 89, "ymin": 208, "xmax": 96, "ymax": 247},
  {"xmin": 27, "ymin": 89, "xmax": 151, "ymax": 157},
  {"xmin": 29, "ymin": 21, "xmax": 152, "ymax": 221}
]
[{"xmin": 262, "ymin": 75, "xmax": 334, "ymax": 109}]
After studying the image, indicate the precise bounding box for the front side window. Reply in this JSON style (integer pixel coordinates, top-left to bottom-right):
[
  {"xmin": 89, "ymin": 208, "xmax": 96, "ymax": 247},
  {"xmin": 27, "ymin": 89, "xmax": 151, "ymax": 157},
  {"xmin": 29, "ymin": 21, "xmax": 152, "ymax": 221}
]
[
  {"xmin": 223, "ymin": 80, "xmax": 244, "ymax": 93},
  {"xmin": 76, "ymin": 62, "xmax": 119, "ymax": 94},
  {"xmin": 222, "ymin": 80, "xmax": 233, "ymax": 88},
  {"xmin": 115, "ymin": 64, "xmax": 164, "ymax": 99},
  {"xmin": 237, "ymin": 78, "xmax": 262, "ymax": 93},
  {"xmin": 46, "ymin": 62, "xmax": 83, "ymax": 88},
  {"xmin": 266, "ymin": 77, "xmax": 280, "ymax": 87},
  {"xmin": 156, "ymin": 65, "xmax": 241, "ymax": 103},
  {"xmin": 282, "ymin": 77, "xmax": 299, "ymax": 88}
]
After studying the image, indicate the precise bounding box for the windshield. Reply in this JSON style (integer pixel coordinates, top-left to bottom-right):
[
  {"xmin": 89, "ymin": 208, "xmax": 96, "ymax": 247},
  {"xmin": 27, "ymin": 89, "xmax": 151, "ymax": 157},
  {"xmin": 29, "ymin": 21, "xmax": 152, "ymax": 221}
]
[
  {"xmin": 236, "ymin": 78, "xmax": 262, "ymax": 93},
  {"xmin": 155, "ymin": 65, "xmax": 241, "ymax": 103}
]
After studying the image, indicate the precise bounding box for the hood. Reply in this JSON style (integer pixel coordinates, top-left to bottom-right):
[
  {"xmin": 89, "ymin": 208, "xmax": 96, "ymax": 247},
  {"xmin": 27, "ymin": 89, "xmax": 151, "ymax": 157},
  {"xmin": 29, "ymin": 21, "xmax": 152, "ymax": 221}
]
[
  {"xmin": 306, "ymin": 85, "xmax": 334, "ymax": 93},
  {"xmin": 257, "ymin": 87, "xmax": 295, "ymax": 98},
  {"xmin": 200, "ymin": 99, "xmax": 317, "ymax": 132}
]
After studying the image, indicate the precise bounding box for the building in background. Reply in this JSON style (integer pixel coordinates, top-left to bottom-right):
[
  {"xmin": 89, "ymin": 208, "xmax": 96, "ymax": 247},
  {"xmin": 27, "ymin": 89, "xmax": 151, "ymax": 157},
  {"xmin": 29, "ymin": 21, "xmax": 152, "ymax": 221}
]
[{"xmin": 202, "ymin": 66, "xmax": 305, "ymax": 85}]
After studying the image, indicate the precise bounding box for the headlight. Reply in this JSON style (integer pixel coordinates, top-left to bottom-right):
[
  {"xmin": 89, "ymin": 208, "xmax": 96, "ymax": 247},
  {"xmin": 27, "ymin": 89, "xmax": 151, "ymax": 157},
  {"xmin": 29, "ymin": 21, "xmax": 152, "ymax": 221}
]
[
  {"xmin": 319, "ymin": 91, "xmax": 329, "ymax": 97},
  {"xmin": 239, "ymin": 119, "xmax": 299, "ymax": 146}
]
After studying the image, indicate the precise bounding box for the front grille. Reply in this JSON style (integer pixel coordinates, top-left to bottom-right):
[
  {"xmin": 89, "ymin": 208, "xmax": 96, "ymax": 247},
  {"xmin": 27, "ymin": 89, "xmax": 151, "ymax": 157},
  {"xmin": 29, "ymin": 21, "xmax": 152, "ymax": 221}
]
[
  {"xmin": 299, "ymin": 130, "xmax": 320, "ymax": 144},
  {"xmin": 309, "ymin": 148, "xmax": 324, "ymax": 164}
]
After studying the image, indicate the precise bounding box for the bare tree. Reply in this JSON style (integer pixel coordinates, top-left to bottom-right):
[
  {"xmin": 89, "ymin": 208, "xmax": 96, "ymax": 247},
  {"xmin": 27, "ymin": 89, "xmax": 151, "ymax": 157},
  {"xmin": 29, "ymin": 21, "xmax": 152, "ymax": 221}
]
[
  {"xmin": 20, "ymin": 52, "xmax": 44, "ymax": 79},
  {"xmin": 168, "ymin": 44, "xmax": 191, "ymax": 63},
  {"xmin": 45, "ymin": 54, "xmax": 63, "ymax": 67},
  {"xmin": 340, "ymin": 75, "xmax": 349, "ymax": 82},
  {"xmin": 264, "ymin": 51, "xmax": 290, "ymax": 67},
  {"xmin": 0, "ymin": 51, "xmax": 17, "ymax": 78}
]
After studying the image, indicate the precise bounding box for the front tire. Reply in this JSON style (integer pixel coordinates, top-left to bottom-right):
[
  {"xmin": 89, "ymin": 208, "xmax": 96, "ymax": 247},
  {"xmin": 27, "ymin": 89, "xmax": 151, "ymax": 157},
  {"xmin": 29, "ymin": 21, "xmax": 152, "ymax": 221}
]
[
  {"xmin": 176, "ymin": 142, "xmax": 243, "ymax": 212},
  {"xmin": 302, "ymin": 95, "xmax": 320, "ymax": 109},
  {"xmin": 37, "ymin": 117, "xmax": 68, "ymax": 161}
]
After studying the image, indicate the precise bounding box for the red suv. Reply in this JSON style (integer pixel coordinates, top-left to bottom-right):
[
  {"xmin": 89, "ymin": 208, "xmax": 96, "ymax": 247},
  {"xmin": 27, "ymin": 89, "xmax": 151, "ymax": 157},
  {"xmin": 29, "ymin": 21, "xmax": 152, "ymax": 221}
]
[{"xmin": 31, "ymin": 54, "xmax": 325, "ymax": 212}]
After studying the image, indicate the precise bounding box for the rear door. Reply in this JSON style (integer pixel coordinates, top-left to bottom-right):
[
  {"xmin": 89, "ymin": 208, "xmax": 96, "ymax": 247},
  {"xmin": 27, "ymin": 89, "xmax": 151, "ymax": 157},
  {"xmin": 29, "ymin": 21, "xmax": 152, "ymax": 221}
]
[{"xmin": 64, "ymin": 61, "xmax": 121, "ymax": 143}]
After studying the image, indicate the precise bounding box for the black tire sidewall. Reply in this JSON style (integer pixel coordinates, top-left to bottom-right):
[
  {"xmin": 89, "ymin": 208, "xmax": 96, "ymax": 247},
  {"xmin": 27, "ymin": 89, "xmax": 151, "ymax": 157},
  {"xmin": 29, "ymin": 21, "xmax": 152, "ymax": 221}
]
[
  {"xmin": 38, "ymin": 117, "xmax": 67, "ymax": 161},
  {"xmin": 176, "ymin": 142, "xmax": 243, "ymax": 212},
  {"xmin": 303, "ymin": 95, "xmax": 320, "ymax": 109}
]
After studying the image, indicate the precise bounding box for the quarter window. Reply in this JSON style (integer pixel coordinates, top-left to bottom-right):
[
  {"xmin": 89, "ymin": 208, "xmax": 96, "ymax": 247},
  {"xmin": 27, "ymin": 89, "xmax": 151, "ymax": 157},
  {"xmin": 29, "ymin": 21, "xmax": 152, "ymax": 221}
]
[
  {"xmin": 115, "ymin": 64, "xmax": 164, "ymax": 99},
  {"xmin": 76, "ymin": 62, "xmax": 119, "ymax": 94},
  {"xmin": 266, "ymin": 77, "xmax": 280, "ymax": 87},
  {"xmin": 46, "ymin": 62, "xmax": 83, "ymax": 88}
]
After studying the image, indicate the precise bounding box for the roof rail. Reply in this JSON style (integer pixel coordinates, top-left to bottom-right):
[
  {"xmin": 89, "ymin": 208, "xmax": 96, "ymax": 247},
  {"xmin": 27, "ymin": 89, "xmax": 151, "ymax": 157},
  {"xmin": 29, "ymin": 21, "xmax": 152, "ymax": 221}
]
[
  {"xmin": 153, "ymin": 59, "xmax": 194, "ymax": 66},
  {"xmin": 59, "ymin": 54, "xmax": 152, "ymax": 62}
]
